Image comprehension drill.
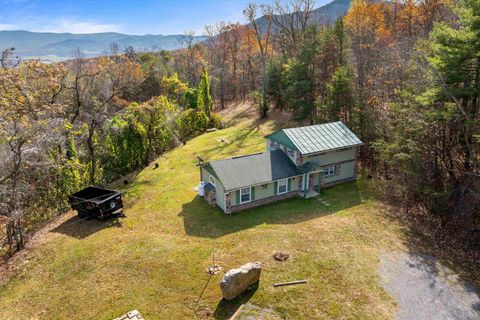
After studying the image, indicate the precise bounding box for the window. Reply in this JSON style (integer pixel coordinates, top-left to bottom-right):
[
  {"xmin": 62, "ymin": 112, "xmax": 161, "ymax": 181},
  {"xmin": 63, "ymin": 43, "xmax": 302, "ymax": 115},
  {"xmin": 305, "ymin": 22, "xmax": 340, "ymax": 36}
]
[
  {"xmin": 240, "ymin": 187, "xmax": 251, "ymax": 203},
  {"xmin": 208, "ymin": 176, "xmax": 216, "ymax": 186},
  {"xmin": 278, "ymin": 178, "xmax": 287, "ymax": 194},
  {"xmin": 323, "ymin": 165, "xmax": 337, "ymax": 177}
]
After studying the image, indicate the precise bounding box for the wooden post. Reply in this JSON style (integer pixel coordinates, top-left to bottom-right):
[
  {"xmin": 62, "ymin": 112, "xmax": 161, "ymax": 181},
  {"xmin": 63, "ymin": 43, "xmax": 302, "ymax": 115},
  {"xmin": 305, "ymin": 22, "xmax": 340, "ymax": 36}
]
[
  {"xmin": 273, "ymin": 280, "xmax": 308, "ymax": 287},
  {"xmin": 317, "ymin": 171, "xmax": 321, "ymax": 193}
]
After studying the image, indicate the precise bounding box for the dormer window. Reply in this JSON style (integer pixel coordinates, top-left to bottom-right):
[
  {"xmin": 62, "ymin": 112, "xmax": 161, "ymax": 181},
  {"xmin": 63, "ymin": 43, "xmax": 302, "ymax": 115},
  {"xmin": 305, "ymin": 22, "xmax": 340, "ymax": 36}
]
[{"xmin": 270, "ymin": 140, "xmax": 278, "ymax": 150}]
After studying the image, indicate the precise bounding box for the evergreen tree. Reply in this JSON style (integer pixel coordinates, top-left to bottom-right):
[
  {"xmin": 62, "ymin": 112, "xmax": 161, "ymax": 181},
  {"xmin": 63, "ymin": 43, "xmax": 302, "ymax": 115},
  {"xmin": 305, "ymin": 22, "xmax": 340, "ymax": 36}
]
[
  {"xmin": 284, "ymin": 27, "xmax": 318, "ymax": 121},
  {"xmin": 284, "ymin": 60, "xmax": 315, "ymax": 121},
  {"xmin": 333, "ymin": 19, "xmax": 346, "ymax": 66},
  {"xmin": 267, "ymin": 61, "xmax": 286, "ymax": 110},
  {"xmin": 427, "ymin": 0, "xmax": 480, "ymax": 170},
  {"xmin": 326, "ymin": 66, "xmax": 355, "ymax": 124},
  {"xmin": 197, "ymin": 67, "xmax": 213, "ymax": 120}
]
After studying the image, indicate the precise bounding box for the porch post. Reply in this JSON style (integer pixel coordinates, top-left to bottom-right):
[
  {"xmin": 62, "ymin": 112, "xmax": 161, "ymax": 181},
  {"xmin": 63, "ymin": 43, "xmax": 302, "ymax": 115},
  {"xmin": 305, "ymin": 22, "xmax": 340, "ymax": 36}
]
[
  {"xmin": 317, "ymin": 171, "xmax": 321, "ymax": 193},
  {"xmin": 302, "ymin": 173, "xmax": 307, "ymax": 197}
]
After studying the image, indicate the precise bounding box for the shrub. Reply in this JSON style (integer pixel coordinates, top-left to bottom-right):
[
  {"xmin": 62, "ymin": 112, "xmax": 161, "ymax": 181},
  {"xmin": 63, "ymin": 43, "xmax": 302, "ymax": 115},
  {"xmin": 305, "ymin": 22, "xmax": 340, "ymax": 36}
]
[
  {"xmin": 176, "ymin": 109, "xmax": 209, "ymax": 141},
  {"xmin": 210, "ymin": 113, "xmax": 223, "ymax": 129},
  {"xmin": 184, "ymin": 89, "xmax": 198, "ymax": 109}
]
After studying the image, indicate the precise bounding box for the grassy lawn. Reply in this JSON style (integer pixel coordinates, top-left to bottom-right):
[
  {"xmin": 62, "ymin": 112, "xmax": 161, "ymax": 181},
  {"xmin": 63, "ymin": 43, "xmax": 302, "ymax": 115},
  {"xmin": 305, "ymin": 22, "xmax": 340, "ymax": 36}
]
[{"xmin": 0, "ymin": 106, "xmax": 407, "ymax": 319}]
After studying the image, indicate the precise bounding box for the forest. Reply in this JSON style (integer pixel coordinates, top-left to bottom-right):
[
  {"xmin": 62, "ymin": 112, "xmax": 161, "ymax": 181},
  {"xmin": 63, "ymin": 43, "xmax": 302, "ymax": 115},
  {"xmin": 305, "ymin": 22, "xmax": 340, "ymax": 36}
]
[{"xmin": 0, "ymin": 0, "xmax": 479, "ymax": 259}]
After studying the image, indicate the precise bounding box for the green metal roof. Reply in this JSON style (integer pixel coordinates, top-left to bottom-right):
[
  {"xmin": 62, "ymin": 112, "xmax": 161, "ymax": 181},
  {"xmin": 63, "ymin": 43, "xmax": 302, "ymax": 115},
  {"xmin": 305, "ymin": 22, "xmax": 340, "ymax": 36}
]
[
  {"xmin": 205, "ymin": 150, "xmax": 301, "ymax": 191},
  {"xmin": 266, "ymin": 130, "xmax": 298, "ymax": 150},
  {"xmin": 270, "ymin": 121, "xmax": 363, "ymax": 155}
]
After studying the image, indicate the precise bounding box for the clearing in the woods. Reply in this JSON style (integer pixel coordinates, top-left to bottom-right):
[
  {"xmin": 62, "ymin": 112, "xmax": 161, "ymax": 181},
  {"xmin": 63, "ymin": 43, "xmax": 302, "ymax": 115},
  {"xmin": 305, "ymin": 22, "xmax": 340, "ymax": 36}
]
[{"xmin": 0, "ymin": 104, "xmax": 468, "ymax": 319}]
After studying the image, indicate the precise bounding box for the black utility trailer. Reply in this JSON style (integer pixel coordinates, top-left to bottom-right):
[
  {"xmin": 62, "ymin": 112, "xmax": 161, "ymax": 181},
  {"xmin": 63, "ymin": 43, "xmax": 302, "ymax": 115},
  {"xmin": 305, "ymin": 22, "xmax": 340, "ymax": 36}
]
[{"xmin": 68, "ymin": 186, "xmax": 124, "ymax": 219}]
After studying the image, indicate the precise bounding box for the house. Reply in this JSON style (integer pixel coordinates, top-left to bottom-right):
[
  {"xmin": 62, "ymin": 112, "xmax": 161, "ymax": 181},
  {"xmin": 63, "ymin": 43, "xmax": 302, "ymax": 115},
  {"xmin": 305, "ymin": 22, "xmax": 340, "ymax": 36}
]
[{"xmin": 199, "ymin": 121, "xmax": 363, "ymax": 214}]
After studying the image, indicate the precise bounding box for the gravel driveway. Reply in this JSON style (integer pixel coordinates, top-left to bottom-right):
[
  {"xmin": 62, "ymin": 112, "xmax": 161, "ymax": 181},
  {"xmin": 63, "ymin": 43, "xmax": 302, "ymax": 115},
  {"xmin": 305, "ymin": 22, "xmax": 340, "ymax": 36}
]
[{"xmin": 379, "ymin": 252, "xmax": 480, "ymax": 320}]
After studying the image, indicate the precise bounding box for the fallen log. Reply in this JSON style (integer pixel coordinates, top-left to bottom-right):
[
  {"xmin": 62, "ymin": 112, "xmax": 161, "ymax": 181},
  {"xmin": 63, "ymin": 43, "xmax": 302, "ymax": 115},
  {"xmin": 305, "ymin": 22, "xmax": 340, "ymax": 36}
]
[{"xmin": 273, "ymin": 280, "xmax": 307, "ymax": 287}]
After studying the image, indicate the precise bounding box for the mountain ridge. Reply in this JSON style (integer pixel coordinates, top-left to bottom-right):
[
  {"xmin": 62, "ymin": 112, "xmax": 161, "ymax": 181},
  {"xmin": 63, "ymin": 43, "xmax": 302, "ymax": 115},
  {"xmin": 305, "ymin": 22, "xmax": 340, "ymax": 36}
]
[
  {"xmin": 253, "ymin": 0, "xmax": 351, "ymax": 32},
  {"xmin": 0, "ymin": 30, "xmax": 208, "ymax": 61},
  {"xmin": 0, "ymin": 0, "xmax": 351, "ymax": 61}
]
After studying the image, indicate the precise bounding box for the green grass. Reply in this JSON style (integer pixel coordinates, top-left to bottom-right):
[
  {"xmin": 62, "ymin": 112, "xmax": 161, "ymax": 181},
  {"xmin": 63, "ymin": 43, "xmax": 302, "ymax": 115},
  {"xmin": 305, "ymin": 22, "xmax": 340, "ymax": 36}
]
[{"xmin": 0, "ymin": 110, "xmax": 406, "ymax": 319}]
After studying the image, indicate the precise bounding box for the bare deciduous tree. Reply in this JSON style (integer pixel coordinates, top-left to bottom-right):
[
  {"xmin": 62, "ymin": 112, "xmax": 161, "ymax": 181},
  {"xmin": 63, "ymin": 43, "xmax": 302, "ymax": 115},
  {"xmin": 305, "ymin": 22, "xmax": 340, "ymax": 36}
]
[
  {"xmin": 264, "ymin": 0, "xmax": 315, "ymax": 55},
  {"xmin": 244, "ymin": 3, "xmax": 272, "ymax": 117}
]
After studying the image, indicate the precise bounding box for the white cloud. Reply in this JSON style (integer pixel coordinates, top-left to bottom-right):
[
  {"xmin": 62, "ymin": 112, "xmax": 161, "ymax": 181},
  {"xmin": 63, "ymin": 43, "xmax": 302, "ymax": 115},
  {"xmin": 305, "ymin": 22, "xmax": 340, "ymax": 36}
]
[
  {"xmin": 38, "ymin": 19, "xmax": 120, "ymax": 34},
  {"xmin": 0, "ymin": 23, "xmax": 18, "ymax": 30}
]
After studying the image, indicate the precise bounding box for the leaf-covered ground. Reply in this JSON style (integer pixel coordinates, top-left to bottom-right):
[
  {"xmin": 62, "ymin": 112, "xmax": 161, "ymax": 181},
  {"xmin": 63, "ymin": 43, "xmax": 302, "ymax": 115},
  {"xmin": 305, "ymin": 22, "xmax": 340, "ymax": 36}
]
[{"xmin": 0, "ymin": 104, "xmax": 409, "ymax": 319}]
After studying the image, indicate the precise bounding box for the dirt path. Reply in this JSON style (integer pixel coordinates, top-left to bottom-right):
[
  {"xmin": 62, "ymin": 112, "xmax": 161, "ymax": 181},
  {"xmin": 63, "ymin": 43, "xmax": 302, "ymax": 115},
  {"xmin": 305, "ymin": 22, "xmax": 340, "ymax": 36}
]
[{"xmin": 379, "ymin": 251, "xmax": 480, "ymax": 320}]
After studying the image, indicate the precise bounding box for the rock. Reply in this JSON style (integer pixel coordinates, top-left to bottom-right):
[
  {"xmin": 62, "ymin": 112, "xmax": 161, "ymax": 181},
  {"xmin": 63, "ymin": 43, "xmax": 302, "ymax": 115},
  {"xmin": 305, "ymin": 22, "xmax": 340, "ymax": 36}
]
[{"xmin": 220, "ymin": 262, "xmax": 262, "ymax": 300}]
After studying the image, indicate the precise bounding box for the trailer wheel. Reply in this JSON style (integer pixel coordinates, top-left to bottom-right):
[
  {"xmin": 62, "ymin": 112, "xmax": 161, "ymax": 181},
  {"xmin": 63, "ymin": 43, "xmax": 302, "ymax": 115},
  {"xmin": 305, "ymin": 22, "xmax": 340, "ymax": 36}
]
[{"xmin": 109, "ymin": 201, "xmax": 117, "ymax": 209}]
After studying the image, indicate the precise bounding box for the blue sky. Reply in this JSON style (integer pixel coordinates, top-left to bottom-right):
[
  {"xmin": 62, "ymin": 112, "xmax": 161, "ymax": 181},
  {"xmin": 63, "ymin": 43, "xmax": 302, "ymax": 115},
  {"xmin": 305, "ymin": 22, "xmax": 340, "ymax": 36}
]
[{"xmin": 0, "ymin": 0, "xmax": 331, "ymax": 35}]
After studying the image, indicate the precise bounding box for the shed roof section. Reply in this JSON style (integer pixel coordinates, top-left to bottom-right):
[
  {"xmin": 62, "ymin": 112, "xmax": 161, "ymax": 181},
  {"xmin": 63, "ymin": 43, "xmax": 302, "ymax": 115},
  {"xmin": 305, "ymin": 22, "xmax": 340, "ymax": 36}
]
[
  {"xmin": 206, "ymin": 150, "xmax": 301, "ymax": 191},
  {"xmin": 298, "ymin": 161, "xmax": 323, "ymax": 173},
  {"xmin": 267, "ymin": 121, "xmax": 363, "ymax": 155}
]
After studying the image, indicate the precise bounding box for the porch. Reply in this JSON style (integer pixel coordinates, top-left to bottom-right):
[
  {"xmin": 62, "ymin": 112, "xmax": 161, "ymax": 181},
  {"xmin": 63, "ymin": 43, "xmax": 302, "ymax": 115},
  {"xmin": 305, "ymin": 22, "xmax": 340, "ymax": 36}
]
[
  {"xmin": 304, "ymin": 189, "xmax": 320, "ymax": 198},
  {"xmin": 299, "ymin": 162, "xmax": 323, "ymax": 198}
]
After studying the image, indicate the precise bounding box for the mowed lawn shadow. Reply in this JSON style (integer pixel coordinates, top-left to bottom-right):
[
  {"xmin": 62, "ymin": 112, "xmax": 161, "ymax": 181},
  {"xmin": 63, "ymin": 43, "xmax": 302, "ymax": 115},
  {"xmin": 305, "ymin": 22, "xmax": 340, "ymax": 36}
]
[
  {"xmin": 213, "ymin": 282, "xmax": 259, "ymax": 319},
  {"xmin": 51, "ymin": 214, "xmax": 123, "ymax": 239},
  {"xmin": 180, "ymin": 181, "xmax": 364, "ymax": 239}
]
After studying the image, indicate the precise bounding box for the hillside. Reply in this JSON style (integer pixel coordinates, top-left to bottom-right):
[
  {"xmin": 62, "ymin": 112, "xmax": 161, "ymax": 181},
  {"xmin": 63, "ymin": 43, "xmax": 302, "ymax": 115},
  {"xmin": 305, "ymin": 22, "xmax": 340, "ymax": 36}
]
[
  {"xmin": 0, "ymin": 101, "xmax": 479, "ymax": 319},
  {"xmin": 0, "ymin": 103, "xmax": 414, "ymax": 319},
  {"xmin": 0, "ymin": 30, "xmax": 207, "ymax": 62}
]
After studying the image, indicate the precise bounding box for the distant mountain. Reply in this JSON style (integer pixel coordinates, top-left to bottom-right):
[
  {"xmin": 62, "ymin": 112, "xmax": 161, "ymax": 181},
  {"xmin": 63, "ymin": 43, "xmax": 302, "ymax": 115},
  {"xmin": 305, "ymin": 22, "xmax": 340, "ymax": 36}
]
[
  {"xmin": 254, "ymin": 0, "xmax": 351, "ymax": 32},
  {"xmin": 0, "ymin": 30, "xmax": 207, "ymax": 62},
  {"xmin": 0, "ymin": 0, "xmax": 350, "ymax": 62}
]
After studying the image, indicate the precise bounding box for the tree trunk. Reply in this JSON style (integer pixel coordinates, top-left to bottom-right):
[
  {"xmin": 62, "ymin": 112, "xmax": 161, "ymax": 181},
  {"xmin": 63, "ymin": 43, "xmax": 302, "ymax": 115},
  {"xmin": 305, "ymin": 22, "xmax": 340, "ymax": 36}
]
[
  {"xmin": 87, "ymin": 121, "xmax": 97, "ymax": 184},
  {"xmin": 261, "ymin": 58, "xmax": 268, "ymax": 118},
  {"xmin": 220, "ymin": 67, "xmax": 225, "ymax": 109}
]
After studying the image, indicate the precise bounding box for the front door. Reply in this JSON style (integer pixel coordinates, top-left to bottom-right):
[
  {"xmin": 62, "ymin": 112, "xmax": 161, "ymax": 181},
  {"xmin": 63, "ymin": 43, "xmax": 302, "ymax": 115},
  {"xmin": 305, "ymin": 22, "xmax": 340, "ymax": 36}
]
[
  {"xmin": 309, "ymin": 173, "xmax": 315, "ymax": 191},
  {"xmin": 308, "ymin": 171, "xmax": 321, "ymax": 193}
]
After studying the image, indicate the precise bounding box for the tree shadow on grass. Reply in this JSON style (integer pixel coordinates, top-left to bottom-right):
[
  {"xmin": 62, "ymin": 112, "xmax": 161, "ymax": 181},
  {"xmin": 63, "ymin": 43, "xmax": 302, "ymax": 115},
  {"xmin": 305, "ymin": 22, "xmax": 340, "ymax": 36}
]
[
  {"xmin": 51, "ymin": 215, "xmax": 123, "ymax": 239},
  {"xmin": 199, "ymin": 107, "xmax": 292, "ymax": 163},
  {"xmin": 180, "ymin": 181, "xmax": 364, "ymax": 239},
  {"xmin": 199, "ymin": 118, "xmax": 265, "ymax": 161},
  {"xmin": 213, "ymin": 282, "xmax": 259, "ymax": 319}
]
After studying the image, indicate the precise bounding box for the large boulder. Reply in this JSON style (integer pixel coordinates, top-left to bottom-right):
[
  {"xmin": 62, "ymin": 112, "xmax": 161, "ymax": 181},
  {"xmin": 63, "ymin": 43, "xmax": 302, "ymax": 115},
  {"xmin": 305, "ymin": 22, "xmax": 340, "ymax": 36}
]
[{"xmin": 220, "ymin": 262, "xmax": 262, "ymax": 300}]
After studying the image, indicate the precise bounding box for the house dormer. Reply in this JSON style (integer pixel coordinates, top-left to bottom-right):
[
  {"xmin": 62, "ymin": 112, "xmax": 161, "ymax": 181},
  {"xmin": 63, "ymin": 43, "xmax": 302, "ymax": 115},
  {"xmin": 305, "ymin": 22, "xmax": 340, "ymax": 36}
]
[{"xmin": 265, "ymin": 121, "xmax": 363, "ymax": 167}]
